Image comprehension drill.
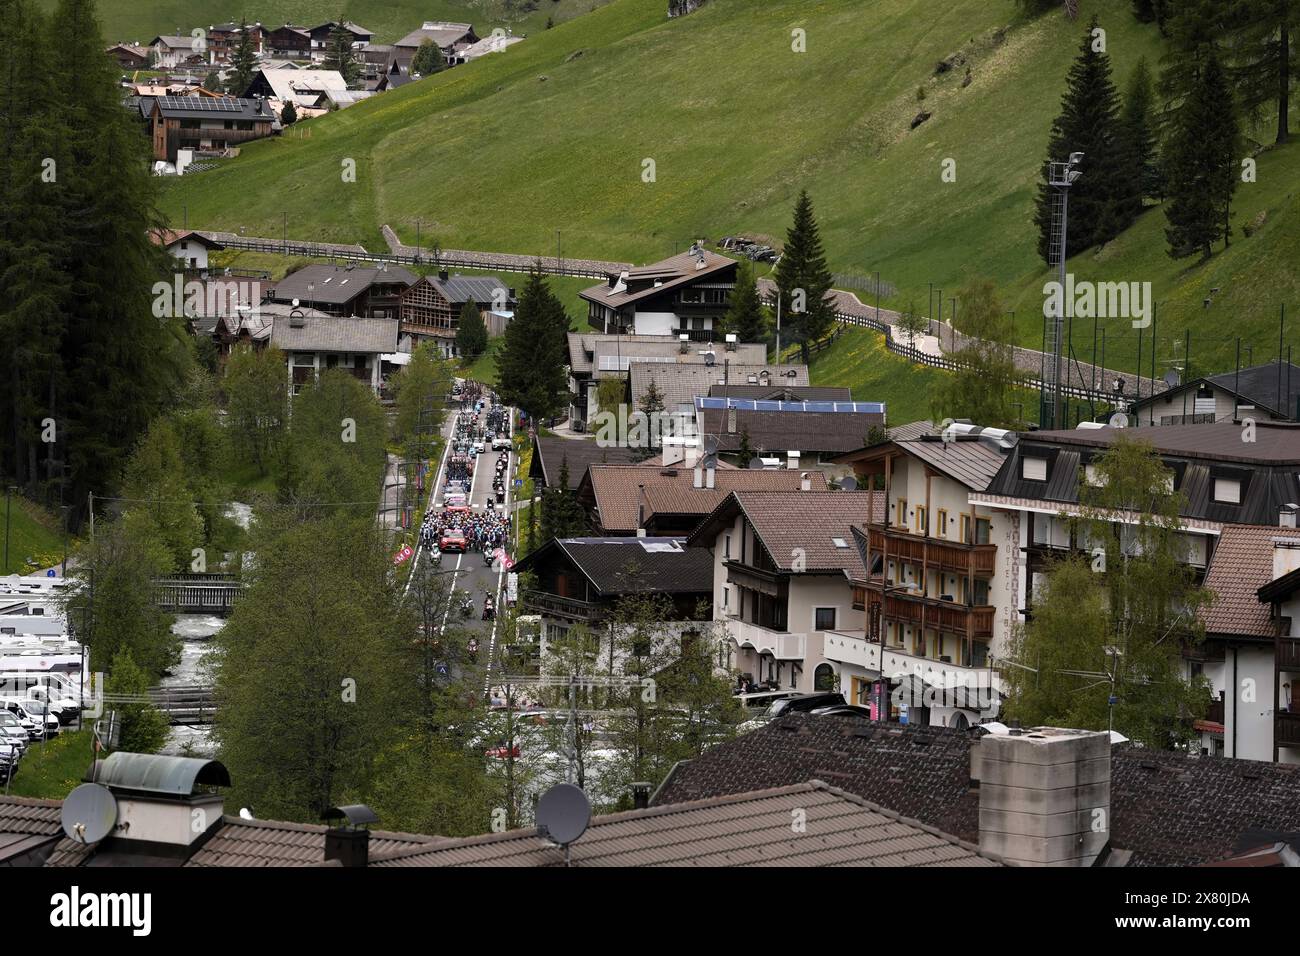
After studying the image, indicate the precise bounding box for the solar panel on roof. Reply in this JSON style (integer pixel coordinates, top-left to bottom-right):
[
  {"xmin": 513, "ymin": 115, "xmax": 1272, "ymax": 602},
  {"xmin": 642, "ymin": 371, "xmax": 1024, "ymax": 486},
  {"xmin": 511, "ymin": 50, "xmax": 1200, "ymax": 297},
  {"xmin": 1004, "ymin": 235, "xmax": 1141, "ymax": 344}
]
[{"xmin": 694, "ymin": 397, "xmax": 886, "ymax": 414}]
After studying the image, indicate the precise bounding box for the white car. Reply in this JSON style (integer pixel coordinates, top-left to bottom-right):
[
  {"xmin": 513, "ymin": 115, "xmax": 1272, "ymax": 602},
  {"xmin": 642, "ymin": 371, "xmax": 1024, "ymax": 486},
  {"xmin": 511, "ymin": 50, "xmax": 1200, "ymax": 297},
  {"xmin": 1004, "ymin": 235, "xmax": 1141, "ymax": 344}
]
[
  {"xmin": 2, "ymin": 698, "xmax": 59, "ymax": 737},
  {"xmin": 0, "ymin": 712, "xmax": 29, "ymax": 753}
]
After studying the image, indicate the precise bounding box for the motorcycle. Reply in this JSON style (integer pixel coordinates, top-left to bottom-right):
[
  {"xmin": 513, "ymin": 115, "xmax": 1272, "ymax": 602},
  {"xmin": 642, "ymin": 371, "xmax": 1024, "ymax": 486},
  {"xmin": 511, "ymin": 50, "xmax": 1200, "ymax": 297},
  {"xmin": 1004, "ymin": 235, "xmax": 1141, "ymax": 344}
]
[{"xmin": 482, "ymin": 596, "xmax": 495, "ymax": 621}]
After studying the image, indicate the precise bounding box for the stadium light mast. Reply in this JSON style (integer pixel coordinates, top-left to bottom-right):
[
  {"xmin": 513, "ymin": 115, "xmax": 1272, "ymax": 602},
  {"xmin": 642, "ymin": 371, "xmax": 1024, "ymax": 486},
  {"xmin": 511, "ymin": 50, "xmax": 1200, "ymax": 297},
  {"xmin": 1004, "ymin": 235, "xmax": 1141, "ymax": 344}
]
[{"xmin": 1044, "ymin": 151, "xmax": 1083, "ymax": 431}]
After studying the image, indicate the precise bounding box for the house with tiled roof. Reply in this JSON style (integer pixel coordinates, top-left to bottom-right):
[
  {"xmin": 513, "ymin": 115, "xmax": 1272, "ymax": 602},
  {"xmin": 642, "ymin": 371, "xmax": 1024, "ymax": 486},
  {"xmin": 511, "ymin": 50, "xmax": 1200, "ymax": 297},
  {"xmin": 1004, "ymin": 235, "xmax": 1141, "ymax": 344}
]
[
  {"xmin": 266, "ymin": 262, "xmax": 416, "ymax": 318},
  {"xmin": 1193, "ymin": 521, "xmax": 1300, "ymax": 764},
  {"xmin": 367, "ymin": 781, "xmax": 1003, "ymax": 867},
  {"xmin": 393, "ymin": 21, "xmax": 479, "ymax": 68},
  {"xmin": 512, "ymin": 536, "xmax": 714, "ymax": 671},
  {"xmin": 576, "ymin": 463, "xmax": 827, "ymax": 536},
  {"xmin": 653, "ymin": 713, "xmax": 1300, "ymax": 867},
  {"xmin": 399, "ymin": 270, "xmax": 517, "ymax": 357},
  {"xmin": 1130, "ymin": 360, "xmax": 1300, "ymax": 426},
  {"xmin": 150, "ymin": 228, "xmax": 223, "ymax": 270},
  {"xmin": 579, "ymin": 245, "xmax": 738, "ymax": 340},
  {"xmin": 696, "ymin": 396, "xmax": 887, "ymax": 473},
  {"xmin": 629, "ymin": 361, "xmax": 811, "ymax": 416},
  {"xmin": 269, "ymin": 314, "xmax": 400, "ymax": 395},
  {"xmin": 687, "ymin": 489, "xmax": 884, "ymax": 693},
  {"xmin": 830, "ymin": 425, "xmax": 1017, "ymax": 727}
]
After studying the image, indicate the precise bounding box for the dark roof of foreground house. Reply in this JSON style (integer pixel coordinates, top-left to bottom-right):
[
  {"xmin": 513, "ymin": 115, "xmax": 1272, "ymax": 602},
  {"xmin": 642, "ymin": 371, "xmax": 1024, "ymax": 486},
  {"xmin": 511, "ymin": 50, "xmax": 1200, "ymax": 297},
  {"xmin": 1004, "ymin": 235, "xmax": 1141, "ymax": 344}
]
[
  {"xmin": 631, "ymin": 362, "xmax": 811, "ymax": 411},
  {"xmin": 511, "ymin": 536, "xmax": 714, "ymax": 596},
  {"xmin": 651, "ymin": 713, "xmax": 1300, "ymax": 867},
  {"xmin": 700, "ymin": 403, "xmax": 887, "ymax": 456},
  {"xmin": 151, "ymin": 95, "xmax": 273, "ymax": 122},
  {"xmin": 688, "ymin": 490, "xmax": 884, "ymax": 575},
  {"xmin": 269, "ymin": 315, "xmax": 399, "ymax": 354},
  {"xmin": 1132, "ymin": 361, "xmax": 1300, "ymax": 421},
  {"xmin": 368, "ymin": 781, "xmax": 1003, "ymax": 867},
  {"xmin": 0, "ymin": 796, "xmax": 63, "ymax": 865},
  {"xmin": 836, "ymin": 434, "xmax": 1010, "ymax": 492}
]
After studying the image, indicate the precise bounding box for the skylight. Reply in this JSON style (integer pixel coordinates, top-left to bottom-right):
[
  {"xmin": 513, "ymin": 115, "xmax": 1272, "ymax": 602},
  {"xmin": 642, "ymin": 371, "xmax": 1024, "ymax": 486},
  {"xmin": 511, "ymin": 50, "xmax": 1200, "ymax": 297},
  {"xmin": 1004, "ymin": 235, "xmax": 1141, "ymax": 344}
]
[{"xmin": 831, "ymin": 537, "xmax": 848, "ymax": 548}]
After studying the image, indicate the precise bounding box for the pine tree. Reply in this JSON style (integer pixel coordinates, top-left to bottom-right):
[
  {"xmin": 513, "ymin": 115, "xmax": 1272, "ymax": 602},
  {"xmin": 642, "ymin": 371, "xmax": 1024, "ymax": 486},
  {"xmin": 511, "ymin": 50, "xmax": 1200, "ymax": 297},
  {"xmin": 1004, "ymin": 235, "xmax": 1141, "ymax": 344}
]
[
  {"xmin": 773, "ymin": 190, "xmax": 835, "ymax": 364},
  {"xmin": 722, "ymin": 259, "xmax": 768, "ymax": 342},
  {"xmin": 225, "ymin": 19, "xmax": 258, "ymax": 96},
  {"xmin": 411, "ymin": 38, "xmax": 444, "ymax": 76},
  {"xmin": 1157, "ymin": 0, "xmax": 1227, "ymax": 130},
  {"xmin": 638, "ymin": 376, "xmax": 665, "ymax": 417},
  {"xmin": 1221, "ymin": 0, "xmax": 1297, "ymax": 144},
  {"xmin": 495, "ymin": 270, "xmax": 566, "ymax": 421},
  {"xmin": 455, "ymin": 300, "xmax": 489, "ymax": 361},
  {"xmin": 203, "ymin": 70, "xmax": 223, "ymax": 92},
  {"xmin": 281, "ymin": 99, "xmax": 297, "ymax": 124},
  {"xmin": 735, "ymin": 426, "xmax": 756, "ymax": 468},
  {"xmin": 1164, "ymin": 51, "xmax": 1240, "ymax": 259},
  {"xmin": 325, "ymin": 17, "xmax": 360, "ymax": 87},
  {"xmin": 1121, "ymin": 57, "xmax": 1162, "ymax": 208},
  {"xmin": 1032, "ymin": 16, "xmax": 1132, "ymax": 265}
]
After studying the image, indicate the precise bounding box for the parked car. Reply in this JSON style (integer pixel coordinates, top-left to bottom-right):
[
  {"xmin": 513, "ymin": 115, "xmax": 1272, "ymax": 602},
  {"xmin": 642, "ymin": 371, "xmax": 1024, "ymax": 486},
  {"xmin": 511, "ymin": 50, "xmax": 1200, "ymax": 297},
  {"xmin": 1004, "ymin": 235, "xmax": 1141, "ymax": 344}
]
[
  {"xmin": 1, "ymin": 698, "xmax": 59, "ymax": 737},
  {"xmin": 739, "ymin": 691, "xmax": 847, "ymax": 733},
  {"xmin": 809, "ymin": 704, "xmax": 873, "ymax": 720},
  {"xmin": 0, "ymin": 712, "xmax": 30, "ymax": 753}
]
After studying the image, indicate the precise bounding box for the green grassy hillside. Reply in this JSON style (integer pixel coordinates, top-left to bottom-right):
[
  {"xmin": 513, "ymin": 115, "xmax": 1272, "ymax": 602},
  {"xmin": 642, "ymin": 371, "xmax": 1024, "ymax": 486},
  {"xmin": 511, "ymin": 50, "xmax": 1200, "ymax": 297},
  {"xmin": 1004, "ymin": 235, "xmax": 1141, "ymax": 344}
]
[
  {"xmin": 160, "ymin": 0, "xmax": 1300, "ymax": 381},
  {"xmin": 1, "ymin": 494, "xmax": 65, "ymax": 574},
  {"xmin": 69, "ymin": 0, "xmax": 608, "ymax": 46}
]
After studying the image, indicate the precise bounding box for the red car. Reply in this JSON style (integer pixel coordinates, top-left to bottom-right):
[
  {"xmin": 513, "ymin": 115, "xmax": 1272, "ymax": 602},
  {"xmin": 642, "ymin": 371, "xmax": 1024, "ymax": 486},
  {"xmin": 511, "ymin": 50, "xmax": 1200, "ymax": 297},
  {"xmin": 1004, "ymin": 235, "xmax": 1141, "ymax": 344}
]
[
  {"xmin": 439, "ymin": 530, "xmax": 467, "ymax": 552},
  {"xmin": 485, "ymin": 742, "xmax": 521, "ymax": 759}
]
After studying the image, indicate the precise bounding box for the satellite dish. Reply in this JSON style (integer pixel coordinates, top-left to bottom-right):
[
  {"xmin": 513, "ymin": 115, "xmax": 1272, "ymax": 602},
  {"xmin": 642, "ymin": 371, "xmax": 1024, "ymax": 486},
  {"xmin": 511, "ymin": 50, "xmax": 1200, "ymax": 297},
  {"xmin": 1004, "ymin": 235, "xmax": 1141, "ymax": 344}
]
[
  {"xmin": 1163, "ymin": 368, "xmax": 1181, "ymax": 388},
  {"xmin": 1108, "ymin": 412, "xmax": 1130, "ymax": 428},
  {"xmin": 703, "ymin": 435, "xmax": 719, "ymax": 456},
  {"xmin": 840, "ymin": 476, "xmax": 858, "ymax": 491},
  {"xmin": 61, "ymin": 783, "xmax": 118, "ymax": 844},
  {"xmin": 239, "ymin": 807, "xmax": 254, "ymax": 820},
  {"xmin": 703, "ymin": 351, "xmax": 716, "ymax": 367},
  {"xmin": 747, "ymin": 457, "xmax": 764, "ymax": 470},
  {"xmin": 536, "ymin": 783, "xmax": 591, "ymax": 847}
]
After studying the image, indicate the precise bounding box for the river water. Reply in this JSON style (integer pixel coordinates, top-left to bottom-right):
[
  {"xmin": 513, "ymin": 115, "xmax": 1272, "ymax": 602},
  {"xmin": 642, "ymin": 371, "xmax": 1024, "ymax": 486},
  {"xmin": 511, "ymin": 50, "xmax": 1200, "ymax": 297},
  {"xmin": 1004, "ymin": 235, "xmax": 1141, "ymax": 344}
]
[{"xmin": 160, "ymin": 613, "xmax": 222, "ymax": 756}]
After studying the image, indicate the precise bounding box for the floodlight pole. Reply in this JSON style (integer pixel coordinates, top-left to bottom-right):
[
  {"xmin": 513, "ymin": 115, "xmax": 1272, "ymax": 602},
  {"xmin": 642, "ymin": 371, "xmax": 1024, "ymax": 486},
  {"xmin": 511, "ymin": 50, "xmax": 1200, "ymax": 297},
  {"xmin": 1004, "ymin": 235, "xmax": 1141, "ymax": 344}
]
[{"xmin": 1046, "ymin": 153, "xmax": 1083, "ymax": 430}]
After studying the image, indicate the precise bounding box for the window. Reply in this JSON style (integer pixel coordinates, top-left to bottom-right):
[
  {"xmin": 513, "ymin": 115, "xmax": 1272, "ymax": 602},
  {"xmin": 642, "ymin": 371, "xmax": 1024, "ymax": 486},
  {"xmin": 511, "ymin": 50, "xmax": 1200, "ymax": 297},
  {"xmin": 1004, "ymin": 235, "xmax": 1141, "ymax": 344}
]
[
  {"xmin": 814, "ymin": 607, "xmax": 837, "ymax": 631},
  {"xmin": 1022, "ymin": 456, "xmax": 1048, "ymax": 481},
  {"xmin": 936, "ymin": 509, "xmax": 947, "ymax": 537},
  {"xmin": 831, "ymin": 537, "xmax": 848, "ymax": 549},
  {"xmin": 722, "ymin": 586, "xmax": 729, "ymax": 612},
  {"xmin": 896, "ymin": 498, "xmax": 908, "ymax": 528},
  {"xmin": 915, "ymin": 505, "xmax": 927, "ymax": 535},
  {"xmin": 813, "ymin": 664, "xmax": 836, "ymax": 692},
  {"xmin": 975, "ymin": 517, "xmax": 991, "ymax": 545},
  {"xmin": 724, "ymin": 533, "xmax": 731, "ymax": 559},
  {"xmin": 960, "ymin": 514, "xmax": 971, "ymax": 544},
  {"xmin": 1213, "ymin": 478, "xmax": 1241, "ymax": 504}
]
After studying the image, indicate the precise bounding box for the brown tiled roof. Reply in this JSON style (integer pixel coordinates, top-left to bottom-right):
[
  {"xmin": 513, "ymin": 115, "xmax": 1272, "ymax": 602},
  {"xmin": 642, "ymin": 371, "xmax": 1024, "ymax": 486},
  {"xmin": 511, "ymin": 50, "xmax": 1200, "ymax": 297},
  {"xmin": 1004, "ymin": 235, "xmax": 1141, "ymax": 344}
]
[
  {"xmin": 31, "ymin": 811, "xmax": 442, "ymax": 867},
  {"xmin": 581, "ymin": 465, "xmax": 827, "ymax": 534},
  {"xmin": 270, "ymin": 315, "xmax": 399, "ymax": 354},
  {"xmin": 567, "ymin": 332, "xmax": 681, "ymax": 375},
  {"xmin": 368, "ymin": 781, "xmax": 1002, "ymax": 867},
  {"xmin": 689, "ymin": 490, "xmax": 884, "ymax": 574},
  {"xmin": 1028, "ymin": 421, "xmax": 1300, "ymax": 465},
  {"xmin": 1201, "ymin": 525, "xmax": 1290, "ymax": 639},
  {"xmin": 0, "ymin": 795, "xmax": 64, "ymax": 863},
  {"xmin": 703, "ymin": 407, "xmax": 886, "ymax": 456},
  {"xmin": 652, "ymin": 714, "xmax": 1300, "ymax": 867}
]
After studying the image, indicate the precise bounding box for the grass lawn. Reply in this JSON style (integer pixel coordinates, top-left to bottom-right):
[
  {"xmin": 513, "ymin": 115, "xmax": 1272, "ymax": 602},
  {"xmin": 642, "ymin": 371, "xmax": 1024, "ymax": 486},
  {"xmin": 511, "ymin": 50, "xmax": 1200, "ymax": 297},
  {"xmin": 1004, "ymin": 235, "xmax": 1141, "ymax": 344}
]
[
  {"xmin": 2, "ymin": 493, "xmax": 66, "ymax": 575},
  {"xmin": 5, "ymin": 729, "xmax": 93, "ymax": 800},
  {"xmin": 56, "ymin": 0, "xmax": 614, "ymax": 47},
  {"xmin": 807, "ymin": 326, "xmax": 948, "ymax": 427}
]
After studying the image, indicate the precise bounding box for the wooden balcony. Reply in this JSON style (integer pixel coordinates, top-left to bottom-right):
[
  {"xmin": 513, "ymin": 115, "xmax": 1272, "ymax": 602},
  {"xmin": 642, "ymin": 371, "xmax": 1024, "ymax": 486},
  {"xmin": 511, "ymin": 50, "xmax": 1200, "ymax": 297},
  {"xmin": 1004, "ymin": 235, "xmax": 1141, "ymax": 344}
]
[
  {"xmin": 864, "ymin": 586, "xmax": 994, "ymax": 638},
  {"xmin": 520, "ymin": 589, "xmax": 605, "ymax": 623},
  {"xmin": 1277, "ymin": 711, "xmax": 1300, "ymax": 748},
  {"xmin": 868, "ymin": 525, "xmax": 996, "ymax": 576},
  {"xmin": 1278, "ymin": 638, "xmax": 1300, "ymax": 671}
]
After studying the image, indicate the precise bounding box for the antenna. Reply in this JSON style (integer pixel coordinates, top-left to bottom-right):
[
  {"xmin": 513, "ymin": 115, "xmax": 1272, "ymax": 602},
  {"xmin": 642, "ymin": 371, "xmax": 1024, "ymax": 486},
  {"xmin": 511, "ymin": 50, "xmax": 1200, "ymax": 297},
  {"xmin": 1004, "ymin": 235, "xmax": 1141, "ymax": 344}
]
[
  {"xmin": 61, "ymin": 783, "xmax": 118, "ymax": 844},
  {"xmin": 536, "ymin": 783, "xmax": 591, "ymax": 866},
  {"xmin": 703, "ymin": 435, "xmax": 719, "ymax": 457}
]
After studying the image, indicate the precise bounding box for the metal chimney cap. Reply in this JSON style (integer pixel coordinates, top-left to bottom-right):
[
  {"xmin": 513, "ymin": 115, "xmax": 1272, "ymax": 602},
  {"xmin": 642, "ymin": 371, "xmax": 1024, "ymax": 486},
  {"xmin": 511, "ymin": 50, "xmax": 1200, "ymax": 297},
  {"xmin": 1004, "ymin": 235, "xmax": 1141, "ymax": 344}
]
[{"xmin": 323, "ymin": 804, "xmax": 379, "ymax": 828}]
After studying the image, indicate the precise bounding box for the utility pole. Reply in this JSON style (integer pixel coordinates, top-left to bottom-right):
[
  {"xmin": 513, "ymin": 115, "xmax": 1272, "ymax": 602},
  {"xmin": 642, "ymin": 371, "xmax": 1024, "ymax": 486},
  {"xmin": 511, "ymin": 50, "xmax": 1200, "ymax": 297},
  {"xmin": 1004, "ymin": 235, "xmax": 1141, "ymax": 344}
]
[{"xmin": 3, "ymin": 486, "xmax": 13, "ymax": 572}]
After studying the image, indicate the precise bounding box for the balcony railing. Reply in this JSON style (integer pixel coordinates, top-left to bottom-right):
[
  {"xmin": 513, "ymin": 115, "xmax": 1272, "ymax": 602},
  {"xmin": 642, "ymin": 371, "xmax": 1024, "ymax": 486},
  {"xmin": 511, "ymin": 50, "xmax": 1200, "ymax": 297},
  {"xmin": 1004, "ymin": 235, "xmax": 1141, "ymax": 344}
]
[
  {"xmin": 821, "ymin": 629, "xmax": 1003, "ymax": 701},
  {"xmin": 864, "ymin": 586, "xmax": 994, "ymax": 637},
  {"xmin": 868, "ymin": 525, "xmax": 996, "ymax": 575},
  {"xmin": 520, "ymin": 589, "xmax": 605, "ymax": 623},
  {"xmin": 725, "ymin": 618, "xmax": 806, "ymax": 660}
]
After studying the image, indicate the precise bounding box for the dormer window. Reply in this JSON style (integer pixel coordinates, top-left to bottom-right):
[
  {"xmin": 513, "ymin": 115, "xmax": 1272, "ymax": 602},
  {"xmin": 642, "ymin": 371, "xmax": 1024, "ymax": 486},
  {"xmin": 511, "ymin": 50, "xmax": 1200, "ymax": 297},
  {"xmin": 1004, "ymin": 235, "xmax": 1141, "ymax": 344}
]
[
  {"xmin": 1022, "ymin": 456, "xmax": 1048, "ymax": 481},
  {"xmin": 1213, "ymin": 478, "xmax": 1241, "ymax": 504}
]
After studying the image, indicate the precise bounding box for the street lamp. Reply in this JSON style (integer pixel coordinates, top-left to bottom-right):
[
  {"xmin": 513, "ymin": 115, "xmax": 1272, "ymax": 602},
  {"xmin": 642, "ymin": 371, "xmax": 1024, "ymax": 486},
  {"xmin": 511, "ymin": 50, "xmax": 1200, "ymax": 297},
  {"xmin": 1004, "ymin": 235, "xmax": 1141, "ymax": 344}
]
[
  {"xmin": 1045, "ymin": 151, "xmax": 1084, "ymax": 430},
  {"xmin": 3, "ymin": 485, "xmax": 14, "ymax": 572}
]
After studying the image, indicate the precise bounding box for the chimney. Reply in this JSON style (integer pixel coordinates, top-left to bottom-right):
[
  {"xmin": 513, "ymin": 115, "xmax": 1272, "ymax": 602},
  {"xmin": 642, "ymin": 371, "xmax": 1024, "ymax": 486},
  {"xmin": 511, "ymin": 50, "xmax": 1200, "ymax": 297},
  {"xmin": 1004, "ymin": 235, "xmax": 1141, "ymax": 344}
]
[
  {"xmin": 800, "ymin": 471, "xmax": 811, "ymax": 492},
  {"xmin": 706, "ymin": 461, "xmax": 716, "ymax": 489},
  {"xmin": 1281, "ymin": 503, "xmax": 1299, "ymax": 529},
  {"xmin": 726, "ymin": 406, "xmax": 737, "ymax": 434},
  {"xmin": 787, "ymin": 450, "xmax": 800, "ymax": 470},
  {"xmin": 438, "ymin": 268, "xmax": 449, "ymax": 282},
  {"xmin": 679, "ymin": 333, "xmax": 690, "ymax": 354},
  {"xmin": 693, "ymin": 462, "xmax": 704, "ymax": 489},
  {"xmin": 631, "ymin": 782, "xmax": 652, "ymax": 810},
  {"xmin": 1273, "ymin": 536, "xmax": 1300, "ymax": 579},
  {"xmin": 973, "ymin": 727, "xmax": 1111, "ymax": 867},
  {"xmin": 725, "ymin": 332, "xmax": 738, "ymax": 352},
  {"xmin": 95, "ymin": 753, "xmax": 229, "ymax": 852},
  {"xmin": 323, "ymin": 804, "xmax": 379, "ymax": 867}
]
